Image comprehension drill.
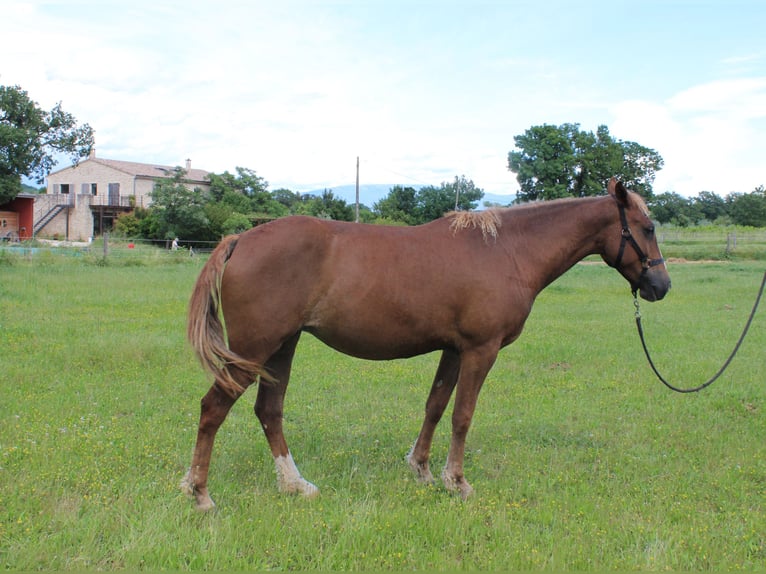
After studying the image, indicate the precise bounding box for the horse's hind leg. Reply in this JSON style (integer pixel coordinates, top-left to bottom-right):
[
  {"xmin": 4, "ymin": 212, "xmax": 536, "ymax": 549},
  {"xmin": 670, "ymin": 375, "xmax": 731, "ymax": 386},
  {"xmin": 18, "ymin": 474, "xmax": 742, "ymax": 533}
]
[
  {"xmin": 181, "ymin": 383, "xmax": 240, "ymax": 511},
  {"xmin": 254, "ymin": 332, "xmax": 318, "ymax": 497},
  {"xmin": 407, "ymin": 349, "xmax": 460, "ymax": 484}
]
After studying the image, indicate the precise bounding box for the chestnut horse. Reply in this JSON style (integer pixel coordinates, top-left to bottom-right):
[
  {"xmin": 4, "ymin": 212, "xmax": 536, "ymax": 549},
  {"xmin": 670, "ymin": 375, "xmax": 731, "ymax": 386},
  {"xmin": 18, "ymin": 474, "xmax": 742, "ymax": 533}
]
[{"xmin": 181, "ymin": 178, "xmax": 670, "ymax": 510}]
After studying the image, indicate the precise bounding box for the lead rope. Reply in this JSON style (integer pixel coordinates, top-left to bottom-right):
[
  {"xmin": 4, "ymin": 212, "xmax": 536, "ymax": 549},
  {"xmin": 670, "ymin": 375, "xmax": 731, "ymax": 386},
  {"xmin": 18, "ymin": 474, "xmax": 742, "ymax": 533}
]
[{"xmin": 633, "ymin": 269, "xmax": 766, "ymax": 393}]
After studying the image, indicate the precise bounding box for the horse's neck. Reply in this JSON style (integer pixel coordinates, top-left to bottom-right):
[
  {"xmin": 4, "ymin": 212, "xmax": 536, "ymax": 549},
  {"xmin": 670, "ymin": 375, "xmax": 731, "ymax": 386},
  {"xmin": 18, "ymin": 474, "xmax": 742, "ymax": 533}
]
[{"xmin": 499, "ymin": 196, "xmax": 613, "ymax": 291}]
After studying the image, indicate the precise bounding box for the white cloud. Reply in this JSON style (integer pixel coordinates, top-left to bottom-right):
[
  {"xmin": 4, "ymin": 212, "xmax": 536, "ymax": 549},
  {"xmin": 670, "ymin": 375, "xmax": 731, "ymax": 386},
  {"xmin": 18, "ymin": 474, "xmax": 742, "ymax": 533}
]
[{"xmin": 612, "ymin": 78, "xmax": 766, "ymax": 196}]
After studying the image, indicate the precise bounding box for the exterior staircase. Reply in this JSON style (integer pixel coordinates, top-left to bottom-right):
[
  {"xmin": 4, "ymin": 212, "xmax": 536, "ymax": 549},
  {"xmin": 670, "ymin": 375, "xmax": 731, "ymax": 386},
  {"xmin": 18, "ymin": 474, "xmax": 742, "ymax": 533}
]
[{"xmin": 33, "ymin": 204, "xmax": 68, "ymax": 235}]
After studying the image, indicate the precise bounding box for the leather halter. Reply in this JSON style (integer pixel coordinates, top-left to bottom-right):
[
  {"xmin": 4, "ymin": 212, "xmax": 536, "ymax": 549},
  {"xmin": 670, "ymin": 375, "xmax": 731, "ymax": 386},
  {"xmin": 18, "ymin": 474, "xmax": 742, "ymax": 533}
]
[{"xmin": 611, "ymin": 201, "xmax": 665, "ymax": 292}]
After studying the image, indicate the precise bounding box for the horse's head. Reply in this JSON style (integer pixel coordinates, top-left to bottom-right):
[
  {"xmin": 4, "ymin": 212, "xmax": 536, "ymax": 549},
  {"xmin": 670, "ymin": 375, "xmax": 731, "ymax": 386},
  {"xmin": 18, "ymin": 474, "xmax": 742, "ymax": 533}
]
[{"xmin": 602, "ymin": 178, "xmax": 671, "ymax": 301}]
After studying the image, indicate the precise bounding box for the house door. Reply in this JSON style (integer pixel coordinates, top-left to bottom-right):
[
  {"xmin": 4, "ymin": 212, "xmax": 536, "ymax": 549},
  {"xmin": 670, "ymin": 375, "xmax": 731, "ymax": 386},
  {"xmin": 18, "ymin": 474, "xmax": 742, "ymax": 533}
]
[{"xmin": 108, "ymin": 183, "xmax": 120, "ymax": 206}]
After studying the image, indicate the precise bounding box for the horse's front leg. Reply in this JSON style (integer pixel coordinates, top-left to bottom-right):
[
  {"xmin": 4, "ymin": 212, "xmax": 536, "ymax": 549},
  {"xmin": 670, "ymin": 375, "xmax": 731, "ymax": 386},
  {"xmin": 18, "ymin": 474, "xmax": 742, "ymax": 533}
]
[
  {"xmin": 442, "ymin": 345, "xmax": 498, "ymax": 500},
  {"xmin": 407, "ymin": 349, "xmax": 460, "ymax": 483},
  {"xmin": 181, "ymin": 383, "xmax": 239, "ymax": 511}
]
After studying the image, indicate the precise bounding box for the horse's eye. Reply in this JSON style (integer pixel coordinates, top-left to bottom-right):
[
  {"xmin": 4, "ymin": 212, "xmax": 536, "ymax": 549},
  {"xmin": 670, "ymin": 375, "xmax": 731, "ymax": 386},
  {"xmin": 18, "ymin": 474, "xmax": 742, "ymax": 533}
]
[{"xmin": 644, "ymin": 224, "xmax": 655, "ymax": 238}]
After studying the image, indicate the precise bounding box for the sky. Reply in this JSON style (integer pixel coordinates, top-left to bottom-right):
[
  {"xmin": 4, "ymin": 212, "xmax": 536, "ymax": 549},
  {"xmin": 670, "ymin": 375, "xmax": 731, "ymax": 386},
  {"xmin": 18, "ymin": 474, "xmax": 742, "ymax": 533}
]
[{"xmin": 2, "ymin": 0, "xmax": 765, "ymax": 200}]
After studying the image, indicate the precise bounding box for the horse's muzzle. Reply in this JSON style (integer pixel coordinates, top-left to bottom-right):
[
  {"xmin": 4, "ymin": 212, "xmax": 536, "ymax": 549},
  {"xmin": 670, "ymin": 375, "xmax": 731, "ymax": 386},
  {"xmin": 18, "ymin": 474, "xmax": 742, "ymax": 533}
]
[{"xmin": 637, "ymin": 268, "xmax": 671, "ymax": 302}]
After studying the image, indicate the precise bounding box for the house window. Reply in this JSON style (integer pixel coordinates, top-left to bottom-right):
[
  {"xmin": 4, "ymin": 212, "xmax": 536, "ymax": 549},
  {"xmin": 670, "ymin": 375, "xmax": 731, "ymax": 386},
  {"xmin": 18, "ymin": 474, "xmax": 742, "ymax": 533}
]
[
  {"xmin": 60, "ymin": 184, "xmax": 70, "ymax": 194},
  {"xmin": 91, "ymin": 183, "xmax": 98, "ymax": 195}
]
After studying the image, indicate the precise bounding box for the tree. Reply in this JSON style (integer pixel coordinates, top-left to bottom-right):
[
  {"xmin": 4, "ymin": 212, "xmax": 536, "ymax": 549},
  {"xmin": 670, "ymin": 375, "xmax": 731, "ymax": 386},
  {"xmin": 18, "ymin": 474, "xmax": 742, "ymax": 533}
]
[
  {"xmin": 507, "ymin": 123, "xmax": 663, "ymax": 201},
  {"xmin": 209, "ymin": 167, "xmax": 268, "ymax": 202},
  {"xmin": 373, "ymin": 185, "xmax": 418, "ymax": 225},
  {"xmin": 416, "ymin": 176, "xmax": 483, "ymax": 223},
  {"xmin": 648, "ymin": 192, "xmax": 694, "ymax": 226},
  {"xmin": 372, "ymin": 177, "xmax": 484, "ymax": 225},
  {"xmin": 0, "ymin": 85, "xmax": 94, "ymax": 204},
  {"xmin": 727, "ymin": 186, "xmax": 766, "ymax": 227},
  {"xmin": 271, "ymin": 188, "xmax": 303, "ymax": 210},
  {"xmin": 693, "ymin": 191, "xmax": 727, "ymax": 222},
  {"xmin": 507, "ymin": 124, "xmax": 575, "ymax": 201},
  {"xmin": 305, "ymin": 189, "xmax": 354, "ymax": 221},
  {"xmin": 147, "ymin": 167, "xmax": 212, "ymax": 240}
]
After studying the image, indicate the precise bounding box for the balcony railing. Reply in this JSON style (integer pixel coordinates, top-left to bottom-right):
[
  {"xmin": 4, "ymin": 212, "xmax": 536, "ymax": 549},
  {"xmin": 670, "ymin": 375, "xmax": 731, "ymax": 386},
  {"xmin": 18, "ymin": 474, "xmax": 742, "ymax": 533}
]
[{"xmin": 84, "ymin": 194, "xmax": 143, "ymax": 208}]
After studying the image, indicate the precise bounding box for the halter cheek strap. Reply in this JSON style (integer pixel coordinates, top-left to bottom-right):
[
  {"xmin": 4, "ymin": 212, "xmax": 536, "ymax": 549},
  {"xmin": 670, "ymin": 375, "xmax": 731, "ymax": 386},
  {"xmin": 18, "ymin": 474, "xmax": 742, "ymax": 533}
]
[{"xmin": 611, "ymin": 203, "xmax": 665, "ymax": 290}]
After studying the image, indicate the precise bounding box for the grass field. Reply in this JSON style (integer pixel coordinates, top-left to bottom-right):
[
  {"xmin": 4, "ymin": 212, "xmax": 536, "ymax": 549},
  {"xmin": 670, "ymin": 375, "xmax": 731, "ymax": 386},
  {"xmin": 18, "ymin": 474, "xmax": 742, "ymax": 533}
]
[{"xmin": 0, "ymin": 251, "xmax": 764, "ymax": 570}]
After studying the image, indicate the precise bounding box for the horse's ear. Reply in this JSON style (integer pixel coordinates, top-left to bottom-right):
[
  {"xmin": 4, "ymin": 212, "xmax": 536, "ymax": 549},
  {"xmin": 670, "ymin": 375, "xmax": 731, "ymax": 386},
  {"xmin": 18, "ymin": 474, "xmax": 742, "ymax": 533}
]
[{"xmin": 607, "ymin": 177, "xmax": 628, "ymax": 205}]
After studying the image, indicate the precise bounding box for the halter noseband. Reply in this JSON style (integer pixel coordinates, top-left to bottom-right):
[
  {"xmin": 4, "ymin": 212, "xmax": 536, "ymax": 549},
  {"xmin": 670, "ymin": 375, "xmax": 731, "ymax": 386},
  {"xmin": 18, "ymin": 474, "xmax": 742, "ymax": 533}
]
[{"xmin": 611, "ymin": 201, "xmax": 665, "ymax": 293}]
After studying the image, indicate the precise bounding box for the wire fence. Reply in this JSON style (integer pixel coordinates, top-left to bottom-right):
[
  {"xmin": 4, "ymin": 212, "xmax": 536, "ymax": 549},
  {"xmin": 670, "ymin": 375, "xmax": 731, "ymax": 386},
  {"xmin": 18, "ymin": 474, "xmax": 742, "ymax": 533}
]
[
  {"xmin": 656, "ymin": 229, "xmax": 766, "ymax": 260},
  {"xmin": 0, "ymin": 234, "xmax": 218, "ymax": 265}
]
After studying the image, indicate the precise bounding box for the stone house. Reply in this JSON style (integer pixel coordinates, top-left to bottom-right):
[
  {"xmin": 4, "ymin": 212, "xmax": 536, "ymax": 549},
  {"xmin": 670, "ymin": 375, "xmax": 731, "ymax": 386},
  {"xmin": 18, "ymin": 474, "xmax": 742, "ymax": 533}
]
[{"xmin": 39, "ymin": 152, "xmax": 211, "ymax": 241}]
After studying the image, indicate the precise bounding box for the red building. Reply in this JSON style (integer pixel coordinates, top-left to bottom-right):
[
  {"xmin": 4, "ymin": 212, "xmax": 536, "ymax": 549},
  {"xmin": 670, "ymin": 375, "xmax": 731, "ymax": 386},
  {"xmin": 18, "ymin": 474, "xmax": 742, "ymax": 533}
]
[{"xmin": 0, "ymin": 194, "xmax": 34, "ymax": 241}]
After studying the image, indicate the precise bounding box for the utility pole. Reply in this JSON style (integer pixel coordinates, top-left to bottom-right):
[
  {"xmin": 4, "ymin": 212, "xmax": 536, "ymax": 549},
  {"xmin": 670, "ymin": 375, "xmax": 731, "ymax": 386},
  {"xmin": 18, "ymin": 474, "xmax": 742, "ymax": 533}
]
[
  {"xmin": 355, "ymin": 156, "xmax": 360, "ymax": 223},
  {"xmin": 454, "ymin": 175, "xmax": 460, "ymax": 210}
]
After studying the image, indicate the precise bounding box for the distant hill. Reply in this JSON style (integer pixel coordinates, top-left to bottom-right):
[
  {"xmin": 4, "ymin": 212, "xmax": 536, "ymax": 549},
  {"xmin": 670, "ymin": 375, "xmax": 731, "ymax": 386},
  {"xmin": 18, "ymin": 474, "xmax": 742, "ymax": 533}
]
[
  {"xmin": 21, "ymin": 182, "xmax": 44, "ymax": 194},
  {"xmin": 304, "ymin": 184, "xmax": 517, "ymax": 210}
]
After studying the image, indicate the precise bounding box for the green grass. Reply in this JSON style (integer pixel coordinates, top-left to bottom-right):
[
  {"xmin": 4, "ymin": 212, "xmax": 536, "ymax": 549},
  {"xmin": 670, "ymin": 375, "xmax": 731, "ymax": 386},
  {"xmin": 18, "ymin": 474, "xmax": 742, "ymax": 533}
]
[{"xmin": 0, "ymin": 255, "xmax": 764, "ymax": 570}]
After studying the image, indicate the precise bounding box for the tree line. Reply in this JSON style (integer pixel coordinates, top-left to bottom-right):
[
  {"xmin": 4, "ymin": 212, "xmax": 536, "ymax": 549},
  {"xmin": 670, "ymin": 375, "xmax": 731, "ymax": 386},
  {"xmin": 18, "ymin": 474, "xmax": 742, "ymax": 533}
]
[
  {"xmin": 3, "ymin": 84, "xmax": 765, "ymax": 239},
  {"xmin": 114, "ymin": 169, "xmax": 485, "ymax": 241},
  {"xmin": 649, "ymin": 187, "xmax": 766, "ymax": 227}
]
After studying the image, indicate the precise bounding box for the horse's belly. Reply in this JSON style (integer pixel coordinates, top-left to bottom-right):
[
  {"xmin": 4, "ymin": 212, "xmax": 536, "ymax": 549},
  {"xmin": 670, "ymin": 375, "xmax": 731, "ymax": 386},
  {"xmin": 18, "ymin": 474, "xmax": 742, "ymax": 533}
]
[{"xmin": 304, "ymin": 324, "xmax": 443, "ymax": 361}]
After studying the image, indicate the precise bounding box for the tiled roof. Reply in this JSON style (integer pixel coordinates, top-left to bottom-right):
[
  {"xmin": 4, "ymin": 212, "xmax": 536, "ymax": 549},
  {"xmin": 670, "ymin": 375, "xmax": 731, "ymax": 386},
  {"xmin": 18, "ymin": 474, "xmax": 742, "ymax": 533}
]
[{"xmin": 91, "ymin": 158, "xmax": 210, "ymax": 182}]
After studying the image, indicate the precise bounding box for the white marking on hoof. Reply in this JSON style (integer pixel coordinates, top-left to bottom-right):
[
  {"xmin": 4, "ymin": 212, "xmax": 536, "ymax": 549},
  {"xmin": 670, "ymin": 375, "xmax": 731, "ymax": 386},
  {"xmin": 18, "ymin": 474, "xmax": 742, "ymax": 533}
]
[
  {"xmin": 179, "ymin": 470, "xmax": 195, "ymax": 497},
  {"xmin": 406, "ymin": 449, "xmax": 435, "ymax": 484},
  {"xmin": 275, "ymin": 453, "xmax": 319, "ymax": 498}
]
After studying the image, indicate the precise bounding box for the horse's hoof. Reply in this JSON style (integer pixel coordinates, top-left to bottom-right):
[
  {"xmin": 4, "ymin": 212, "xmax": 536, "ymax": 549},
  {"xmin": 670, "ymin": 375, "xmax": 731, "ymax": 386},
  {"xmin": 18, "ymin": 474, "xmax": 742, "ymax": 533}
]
[
  {"xmin": 299, "ymin": 480, "xmax": 320, "ymax": 498},
  {"xmin": 279, "ymin": 478, "xmax": 320, "ymax": 498},
  {"xmin": 180, "ymin": 470, "xmax": 216, "ymax": 511},
  {"xmin": 441, "ymin": 469, "xmax": 474, "ymax": 500},
  {"xmin": 406, "ymin": 452, "xmax": 435, "ymax": 484},
  {"xmin": 193, "ymin": 496, "xmax": 216, "ymax": 512}
]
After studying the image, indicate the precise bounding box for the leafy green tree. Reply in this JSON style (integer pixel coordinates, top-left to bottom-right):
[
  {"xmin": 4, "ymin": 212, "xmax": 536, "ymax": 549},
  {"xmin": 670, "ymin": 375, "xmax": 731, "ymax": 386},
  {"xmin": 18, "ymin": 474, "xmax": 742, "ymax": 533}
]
[
  {"xmin": 373, "ymin": 185, "xmax": 419, "ymax": 225},
  {"xmin": 305, "ymin": 189, "xmax": 354, "ymax": 221},
  {"xmin": 271, "ymin": 188, "xmax": 303, "ymax": 210},
  {"xmin": 648, "ymin": 192, "xmax": 694, "ymax": 226},
  {"xmin": 508, "ymin": 123, "xmax": 662, "ymax": 201},
  {"xmin": 416, "ymin": 176, "xmax": 484, "ymax": 223},
  {"xmin": 148, "ymin": 167, "xmax": 212, "ymax": 240},
  {"xmin": 208, "ymin": 167, "xmax": 268, "ymax": 201},
  {"xmin": 693, "ymin": 191, "xmax": 727, "ymax": 223},
  {"xmin": 373, "ymin": 177, "xmax": 484, "ymax": 225},
  {"xmin": 113, "ymin": 208, "xmax": 146, "ymax": 238},
  {"xmin": 619, "ymin": 140, "xmax": 664, "ymax": 198},
  {"xmin": 508, "ymin": 124, "xmax": 575, "ymax": 200},
  {"xmin": 577, "ymin": 125, "xmax": 625, "ymax": 196},
  {"xmin": 221, "ymin": 212, "xmax": 253, "ymax": 235},
  {"xmin": 208, "ymin": 167, "xmax": 287, "ymax": 217},
  {"xmin": 727, "ymin": 186, "xmax": 766, "ymax": 227},
  {"xmin": 0, "ymin": 84, "xmax": 94, "ymax": 203}
]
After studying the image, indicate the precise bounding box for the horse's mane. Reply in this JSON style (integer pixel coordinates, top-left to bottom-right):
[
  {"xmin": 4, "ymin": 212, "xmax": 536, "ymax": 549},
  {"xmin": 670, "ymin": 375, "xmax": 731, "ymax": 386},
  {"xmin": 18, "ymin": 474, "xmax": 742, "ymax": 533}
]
[
  {"xmin": 446, "ymin": 209, "xmax": 503, "ymax": 241},
  {"xmin": 446, "ymin": 191, "xmax": 647, "ymax": 242}
]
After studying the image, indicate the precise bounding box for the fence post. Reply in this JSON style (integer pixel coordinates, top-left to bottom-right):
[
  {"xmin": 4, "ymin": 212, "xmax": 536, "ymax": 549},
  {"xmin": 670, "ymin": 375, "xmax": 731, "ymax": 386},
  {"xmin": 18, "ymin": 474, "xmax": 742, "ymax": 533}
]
[
  {"xmin": 103, "ymin": 232, "xmax": 109, "ymax": 259},
  {"xmin": 726, "ymin": 232, "xmax": 736, "ymax": 254}
]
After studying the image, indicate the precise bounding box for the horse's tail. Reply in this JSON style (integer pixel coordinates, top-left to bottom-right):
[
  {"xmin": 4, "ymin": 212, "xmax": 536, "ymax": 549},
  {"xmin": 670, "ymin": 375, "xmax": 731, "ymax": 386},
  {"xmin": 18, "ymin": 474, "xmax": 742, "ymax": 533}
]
[{"xmin": 187, "ymin": 234, "xmax": 274, "ymax": 397}]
